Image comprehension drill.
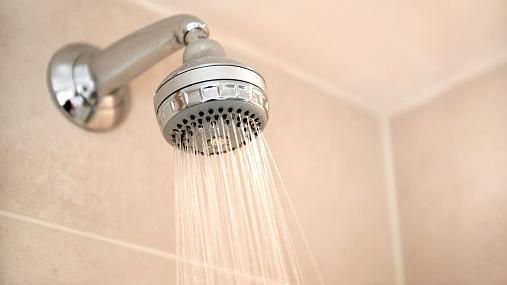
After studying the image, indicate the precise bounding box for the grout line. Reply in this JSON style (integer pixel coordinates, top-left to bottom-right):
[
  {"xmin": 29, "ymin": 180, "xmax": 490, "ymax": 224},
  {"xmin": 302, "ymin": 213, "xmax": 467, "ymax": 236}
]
[
  {"xmin": 0, "ymin": 209, "xmax": 270, "ymax": 283},
  {"xmin": 0, "ymin": 209, "xmax": 181, "ymax": 259},
  {"xmin": 379, "ymin": 117, "xmax": 405, "ymax": 285},
  {"xmin": 387, "ymin": 51, "xmax": 507, "ymax": 117}
]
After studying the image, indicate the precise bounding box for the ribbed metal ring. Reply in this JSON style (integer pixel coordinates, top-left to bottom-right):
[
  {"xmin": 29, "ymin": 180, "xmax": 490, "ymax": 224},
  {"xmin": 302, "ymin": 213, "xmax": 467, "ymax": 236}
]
[
  {"xmin": 156, "ymin": 80, "xmax": 268, "ymax": 145},
  {"xmin": 154, "ymin": 64, "xmax": 266, "ymax": 111}
]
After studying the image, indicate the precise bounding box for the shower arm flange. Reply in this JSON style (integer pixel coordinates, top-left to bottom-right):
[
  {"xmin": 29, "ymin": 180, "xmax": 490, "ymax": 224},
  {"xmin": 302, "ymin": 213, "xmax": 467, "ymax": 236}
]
[{"xmin": 47, "ymin": 14, "xmax": 213, "ymax": 131}]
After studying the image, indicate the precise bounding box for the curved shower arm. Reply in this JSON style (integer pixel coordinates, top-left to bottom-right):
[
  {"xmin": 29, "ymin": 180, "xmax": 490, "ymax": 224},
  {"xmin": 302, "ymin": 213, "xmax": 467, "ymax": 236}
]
[{"xmin": 89, "ymin": 14, "xmax": 208, "ymax": 95}]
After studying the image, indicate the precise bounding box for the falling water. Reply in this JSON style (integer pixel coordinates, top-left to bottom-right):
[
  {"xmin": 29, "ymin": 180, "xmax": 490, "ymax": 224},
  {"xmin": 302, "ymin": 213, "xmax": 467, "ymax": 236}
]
[{"xmin": 174, "ymin": 114, "xmax": 320, "ymax": 284}]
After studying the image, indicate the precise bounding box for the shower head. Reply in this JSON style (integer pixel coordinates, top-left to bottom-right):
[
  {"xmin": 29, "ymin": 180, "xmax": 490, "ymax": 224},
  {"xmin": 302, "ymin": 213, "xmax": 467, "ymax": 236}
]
[
  {"xmin": 154, "ymin": 55, "xmax": 268, "ymax": 155},
  {"xmin": 47, "ymin": 15, "xmax": 268, "ymax": 154}
]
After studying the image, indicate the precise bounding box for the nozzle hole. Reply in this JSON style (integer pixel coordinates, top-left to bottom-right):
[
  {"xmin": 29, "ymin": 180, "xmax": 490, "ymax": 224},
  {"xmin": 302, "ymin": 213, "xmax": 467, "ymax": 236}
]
[
  {"xmin": 190, "ymin": 114, "xmax": 196, "ymax": 120},
  {"xmin": 218, "ymin": 107, "xmax": 224, "ymax": 113},
  {"xmin": 199, "ymin": 111, "xmax": 204, "ymax": 117},
  {"xmin": 228, "ymin": 107, "xmax": 233, "ymax": 113},
  {"xmin": 208, "ymin": 109, "xmax": 214, "ymax": 114}
]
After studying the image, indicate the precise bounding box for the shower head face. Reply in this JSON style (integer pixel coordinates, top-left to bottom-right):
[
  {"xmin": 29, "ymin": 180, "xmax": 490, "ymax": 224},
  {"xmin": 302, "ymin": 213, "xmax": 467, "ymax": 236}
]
[{"xmin": 154, "ymin": 57, "xmax": 268, "ymax": 155}]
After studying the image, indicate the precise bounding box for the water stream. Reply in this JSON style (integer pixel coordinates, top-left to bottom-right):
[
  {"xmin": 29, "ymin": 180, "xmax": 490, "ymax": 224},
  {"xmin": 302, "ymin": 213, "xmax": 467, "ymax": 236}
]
[{"xmin": 174, "ymin": 116, "xmax": 321, "ymax": 284}]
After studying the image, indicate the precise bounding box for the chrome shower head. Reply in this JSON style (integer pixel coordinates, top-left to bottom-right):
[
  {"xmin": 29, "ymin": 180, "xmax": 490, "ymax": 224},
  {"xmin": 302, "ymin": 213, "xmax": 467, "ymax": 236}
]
[
  {"xmin": 47, "ymin": 14, "xmax": 267, "ymax": 154},
  {"xmin": 154, "ymin": 55, "xmax": 268, "ymax": 155}
]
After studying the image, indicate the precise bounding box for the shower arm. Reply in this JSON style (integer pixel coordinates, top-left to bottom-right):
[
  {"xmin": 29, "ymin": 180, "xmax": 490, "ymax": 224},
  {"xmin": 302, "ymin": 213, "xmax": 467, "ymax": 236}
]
[
  {"xmin": 47, "ymin": 14, "xmax": 222, "ymax": 131},
  {"xmin": 89, "ymin": 15, "xmax": 208, "ymax": 95}
]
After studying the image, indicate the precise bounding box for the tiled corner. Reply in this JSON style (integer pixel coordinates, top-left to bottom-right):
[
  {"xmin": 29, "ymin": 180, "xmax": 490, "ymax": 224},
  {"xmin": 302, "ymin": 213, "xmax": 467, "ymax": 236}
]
[{"xmin": 391, "ymin": 64, "xmax": 507, "ymax": 285}]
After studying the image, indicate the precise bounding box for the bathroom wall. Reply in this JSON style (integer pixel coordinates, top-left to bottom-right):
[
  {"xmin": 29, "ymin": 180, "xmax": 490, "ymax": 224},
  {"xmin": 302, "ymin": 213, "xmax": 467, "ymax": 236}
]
[
  {"xmin": 0, "ymin": 0, "xmax": 395, "ymax": 284},
  {"xmin": 391, "ymin": 64, "xmax": 507, "ymax": 285}
]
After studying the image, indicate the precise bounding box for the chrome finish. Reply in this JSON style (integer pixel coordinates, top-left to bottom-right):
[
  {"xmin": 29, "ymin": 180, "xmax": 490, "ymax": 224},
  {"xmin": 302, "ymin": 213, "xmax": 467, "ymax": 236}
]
[
  {"xmin": 89, "ymin": 15, "xmax": 208, "ymax": 95},
  {"xmin": 47, "ymin": 44, "xmax": 128, "ymax": 130},
  {"xmin": 47, "ymin": 13, "xmax": 269, "ymax": 153},
  {"xmin": 154, "ymin": 60, "xmax": 266, "ymax": 110},
  {"xmin": 154, "ymin": 56, "xmax": 268, "ymax": 152},
  {"xmin": 47, "ymin": 14, "xmax": 208, "ymax": 130},
  {"xmin": 183, "ymin": 38, "xmax": 225, "ymax": 62},
  {"xmin": 156, "ymin": 80, "xmax": 268, "ymax": 152}
]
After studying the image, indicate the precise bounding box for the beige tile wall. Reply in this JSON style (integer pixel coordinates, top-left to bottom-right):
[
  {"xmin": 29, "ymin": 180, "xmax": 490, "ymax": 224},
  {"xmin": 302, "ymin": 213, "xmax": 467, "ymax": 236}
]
[
  {"xmin": 0, "ymin": 0, "xmax": 395, "ymax": 284},
  {"xmin": 391, "ymin": 64, "xmax": 507, "ymax": 285}
]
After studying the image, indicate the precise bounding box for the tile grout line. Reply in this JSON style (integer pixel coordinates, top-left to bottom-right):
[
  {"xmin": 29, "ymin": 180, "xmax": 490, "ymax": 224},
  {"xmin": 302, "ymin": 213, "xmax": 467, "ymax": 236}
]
[
  {"xmin": 380, "ymin": 117, "xmax": 405, "ymax": 285},
  {"xmin": 0, "ymin": 209, "xmax": 269, "ymax": 283},
  {"xmin": 0, "ymin": 209, "xmax": 181, "ymax": 260},
  {"xmin": 386, "ymin": 51, "xmax": 507, "ymax": 117}
]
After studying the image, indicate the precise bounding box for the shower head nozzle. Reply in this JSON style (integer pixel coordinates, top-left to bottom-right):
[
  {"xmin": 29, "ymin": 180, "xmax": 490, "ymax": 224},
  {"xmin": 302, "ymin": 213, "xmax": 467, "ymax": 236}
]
[{"xmin": 154, "ymin": 56, "xmax": 268, "ymax": 155}]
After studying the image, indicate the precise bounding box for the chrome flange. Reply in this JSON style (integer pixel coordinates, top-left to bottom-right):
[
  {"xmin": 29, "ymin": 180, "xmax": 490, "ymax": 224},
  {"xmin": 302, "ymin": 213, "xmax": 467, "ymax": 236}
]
[{"xmin": 47, "ymin": 44, "xmax": 128, "ymax": 131}]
